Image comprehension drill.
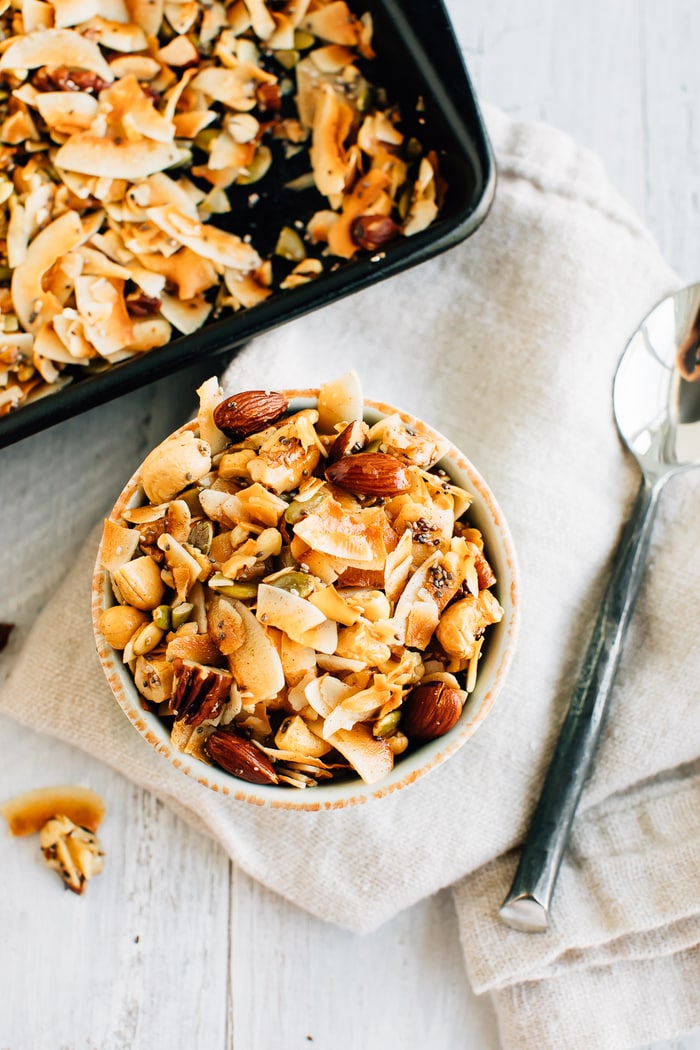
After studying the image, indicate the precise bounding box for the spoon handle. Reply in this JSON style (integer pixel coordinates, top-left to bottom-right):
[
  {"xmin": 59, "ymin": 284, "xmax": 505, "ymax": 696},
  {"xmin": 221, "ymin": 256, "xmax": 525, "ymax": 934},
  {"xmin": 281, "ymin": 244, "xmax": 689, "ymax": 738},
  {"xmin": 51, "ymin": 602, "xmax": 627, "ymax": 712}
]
[{"xmin": 499, "ymin": 476, "xmax": 662, "ymax": 932}]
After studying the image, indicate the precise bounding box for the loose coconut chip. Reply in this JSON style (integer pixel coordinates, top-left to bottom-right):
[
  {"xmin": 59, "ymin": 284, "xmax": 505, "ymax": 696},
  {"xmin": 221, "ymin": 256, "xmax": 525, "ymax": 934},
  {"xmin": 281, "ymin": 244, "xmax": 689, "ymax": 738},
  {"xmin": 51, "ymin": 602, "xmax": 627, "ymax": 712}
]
[
  {"xmin": 0, "ymin": 1, "xmax": 445, "ymax": 416},
  {"xmin": 1, "ymin": 783, "xmax": 105, "ymax": 835}
]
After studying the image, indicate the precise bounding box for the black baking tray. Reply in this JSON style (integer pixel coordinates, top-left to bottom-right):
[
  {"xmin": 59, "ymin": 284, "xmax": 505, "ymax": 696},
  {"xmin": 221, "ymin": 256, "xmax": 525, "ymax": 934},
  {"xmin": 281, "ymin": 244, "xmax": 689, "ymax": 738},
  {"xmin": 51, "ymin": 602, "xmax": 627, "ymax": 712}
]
[{"xmin": 0, "ymin": 0, "xmax": 495, "ymax": 448}]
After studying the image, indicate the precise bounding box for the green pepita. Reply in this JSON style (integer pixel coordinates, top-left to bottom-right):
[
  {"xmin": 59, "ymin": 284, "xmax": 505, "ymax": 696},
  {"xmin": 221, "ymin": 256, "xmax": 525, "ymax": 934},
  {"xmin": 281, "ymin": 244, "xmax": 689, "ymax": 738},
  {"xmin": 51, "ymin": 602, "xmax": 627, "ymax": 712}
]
[
  {"xmin": 171, "ymin": 602, "xmax": 194, "ymax": 629},
  {"xmin": 373, "ymin": 710, "xmax": 401, "ymax": 738},
  {"xmin": 270, "ymin": 570, "xmax": 314, "ymax": 598},
  {"xmin": 188, "ymin": 518, "xmax": 214, "ymax": 555},
  {"xmin": 284, "ymin": 487, "xmax": 329, "ymax": 525},
  {"xmin": 274, "ymin": 225, "xmax": 306, "ymax": 262},
  {"xmin": 152, "ymin": 604, "xmax": 172, "ymax": 630},
  {"xmin": 209, "ymin": 572, "xmax": 259, "ymax": 599}
]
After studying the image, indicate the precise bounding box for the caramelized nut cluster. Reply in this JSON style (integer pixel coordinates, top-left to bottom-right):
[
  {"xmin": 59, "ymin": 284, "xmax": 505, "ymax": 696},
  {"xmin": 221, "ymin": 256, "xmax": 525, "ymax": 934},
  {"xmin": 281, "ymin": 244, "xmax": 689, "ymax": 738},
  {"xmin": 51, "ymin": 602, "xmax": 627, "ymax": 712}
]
[
  {"xmin": 0, "ymin": 0, "xmax": 445, "ymax": 416},
  {"xmin": 98, "ymin": 373, "xmax": 503, "ymax": 788}
]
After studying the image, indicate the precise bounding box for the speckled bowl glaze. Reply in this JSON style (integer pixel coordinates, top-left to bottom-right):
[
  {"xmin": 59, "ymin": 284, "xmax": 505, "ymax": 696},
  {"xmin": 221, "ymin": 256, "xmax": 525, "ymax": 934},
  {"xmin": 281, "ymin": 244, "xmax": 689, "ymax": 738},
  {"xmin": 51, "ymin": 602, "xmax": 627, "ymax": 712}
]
[{"xmin": 92, "ymin": 390, "xmax": 519, "ymax": 810}]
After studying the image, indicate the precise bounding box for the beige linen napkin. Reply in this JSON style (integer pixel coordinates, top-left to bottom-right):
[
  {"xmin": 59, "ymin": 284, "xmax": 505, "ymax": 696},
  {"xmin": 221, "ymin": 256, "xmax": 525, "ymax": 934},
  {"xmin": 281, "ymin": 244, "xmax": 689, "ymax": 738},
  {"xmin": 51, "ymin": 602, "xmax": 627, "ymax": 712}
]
[{"xmin": 2, "ymin": 105, "xmax": 699, "ymax": 1050}]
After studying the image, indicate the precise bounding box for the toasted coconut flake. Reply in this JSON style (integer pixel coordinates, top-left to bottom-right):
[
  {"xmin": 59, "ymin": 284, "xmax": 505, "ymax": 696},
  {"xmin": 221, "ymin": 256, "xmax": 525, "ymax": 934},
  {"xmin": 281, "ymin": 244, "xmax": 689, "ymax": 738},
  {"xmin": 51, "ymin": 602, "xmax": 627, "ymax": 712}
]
[
  {"xmin": 12, "ymin": 209, "xmax": 86, "ymax": 332},
  {"xmin": 235, "ymin": 482, "xmax": 288, "ymax": 527},
  {"xmin": 127, "ymin": 0, "xmax": 164, "ymax": 35},
  {"xmin": 190, "ymin": 64, "xmax": 275, "ymax": 110},
  {"xmin": 294, "ymin": 498, "xmax": 388, "ymax": 571},
  {"xmin": 109, "ymin": 53, "xmax": 162, "ymax": 80},
  {"xmin": 207, "ymin": 593, "xmax": 245, "ymax": 656},
  {"xmin": 309, "ymin": 81, "xmax": 353, "ymax": 197},
  {"xmin": 317, "ymin": 368, "xmax": 362, "ymax": 430},
  {"xmin": 145, "ymin": 205, "xmax": 261, "ymax": 271},
  {"xmin": 196, "ymin": 375, "xmax": 227, "ymax": 455},
  {"xmin": 104, "ymin": 76, "xmax": 176, "ymax": 144},
  {"xmin": 223, "ymin": 268, "xmax": 273, "ymax": 309},
  {"xmin": 22, "ymin": 0, "xmax": 54, "ymax": 33},
  {"xmin": 301, "ymin": 1, "xmax": 362, "ymax": 46},
  {"xmin": 140, "ymin": 247, "xmax": 218, "ymax": 299},
  {"xmin": 256, "ymin": 582, "xmax": 326, "ymax": 641},
  {"xmin": 0, "ymin": 28, "xmax": 115, "ymax": 79},
  {"xmin": 79, "ymin": 244, "xmax": 131, "ymax": 280},
  {"xmin": 227, "ymin": 597, "xmax": 285, "ymax": 701},
  {"xmin": 327, "ymin": 724, "xmax": 393, "ymax": 784},
  {"xmin": 159, "ymin": 291, "xmax": 211, "ymax": 334},
  {"xmin": 125, "ymin": 315, "xmax": 172, "ymax": 352},
  {"xmin": 158, "ymin": 531, "xmax": 207, "ymax": 591},
  {"xmin": 74, "ymin": 274, "xmax": 134, "ymax": 356},
  {"xmin": 35, "ymin": 90, "xmax": 99, "ymax": 133},
  {"xmin": 55, "ymin": 135, "xmax": 189, "ymax": 180},
  {"xmin": 242, "ymin": 0, "xmax": 275, "ymax": 39},
  {"xmin": 279, "ymin": 633, "xmax": 317, "ymax": 686},
  {"xmin": 403, "ymin": 156, "xmax": 439, "ymax": 237},
  {"xmin": 173, "ymin": 108, "xmax": 217, "ymax": 139},
  {"xmin": 50, "ymin": 0, "xmax": 99, "ymax": 27},
  {"xmin": 157, "ymin": 33, "xmax": 200, "ymax": 67},
  {"xmin": 7, "ymin": 200, "xmax": 29, "ymax": 271},
  {"xmin": 77, "ymin": 16, "xmax": 148, "ymax": 53},
  {"xmin": 297, "ymin": 616, "xmax": 338, "ymax": 655},
  {"xmin": 163, "ymin": 1, "xmax": 200, "ymax": 35},
  {"xmin": 304, "ymin": 672, "xmax": 354, "ymax": 718},
  {"xmin": 322, "ymin": 681, "xmax": 391, "ymax": 738},
  {"xmin": 166, "ymin": 631, "xmax": 222, "ymax": 666},
  {"xmin": 1, "ymin": 784, "xmax": 105, "ymax": 837},
  {"xmin": 100, "ymin": 517, "xmax": 140, "ymax": 572},
  {"xmin": 208, "ymin": 131, "xmax": 255, "ymax": 172},
  {"xmin": 33, "ymin": 320, "xmax": 79, "ymax": 365},
  {"xmin": 307, "ymin": 583, "xmax": 359, "ymax": 626}
]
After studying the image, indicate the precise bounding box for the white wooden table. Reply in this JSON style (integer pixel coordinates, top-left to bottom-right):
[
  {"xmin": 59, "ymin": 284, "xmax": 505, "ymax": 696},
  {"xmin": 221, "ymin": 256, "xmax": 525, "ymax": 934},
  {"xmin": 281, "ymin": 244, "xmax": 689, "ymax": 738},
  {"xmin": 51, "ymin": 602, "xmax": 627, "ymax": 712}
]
[{"xmin": 1, "ymin": 3, "xmax": 699, "ymax": 1047}]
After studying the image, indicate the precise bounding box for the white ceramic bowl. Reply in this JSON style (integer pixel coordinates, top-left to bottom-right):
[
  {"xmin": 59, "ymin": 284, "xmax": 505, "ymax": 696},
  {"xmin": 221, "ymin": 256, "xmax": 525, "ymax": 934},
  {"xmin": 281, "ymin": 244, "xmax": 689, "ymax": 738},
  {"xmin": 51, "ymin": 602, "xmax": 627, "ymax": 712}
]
[{"xmin": 92, "ymin": 390, "xmax": 519, "ymax": 810}]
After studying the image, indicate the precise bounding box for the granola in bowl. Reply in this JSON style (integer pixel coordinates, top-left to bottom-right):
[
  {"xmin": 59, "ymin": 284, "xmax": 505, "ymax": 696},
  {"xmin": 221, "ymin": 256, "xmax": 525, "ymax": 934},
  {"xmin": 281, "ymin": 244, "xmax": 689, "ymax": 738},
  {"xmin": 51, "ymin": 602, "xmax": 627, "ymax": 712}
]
[
  {"xmin": 0, "ymin": 0, "xmax": 445, "ymax": 415},
  {"xmin": 93, "ymin": 372, "xmax": 519, "ymax": 805}
]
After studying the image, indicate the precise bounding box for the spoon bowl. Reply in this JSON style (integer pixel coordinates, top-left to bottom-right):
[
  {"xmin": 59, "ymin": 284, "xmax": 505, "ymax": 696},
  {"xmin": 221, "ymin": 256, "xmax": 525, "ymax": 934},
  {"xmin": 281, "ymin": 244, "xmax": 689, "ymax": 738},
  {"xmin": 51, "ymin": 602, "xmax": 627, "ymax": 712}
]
[
  {"xmin": 499, "ymin": 282, "xmax": 700, "ymax": 932},
  {"xmin": 614, "ymin": 283, "xmax": 700, "ymax": 477}
]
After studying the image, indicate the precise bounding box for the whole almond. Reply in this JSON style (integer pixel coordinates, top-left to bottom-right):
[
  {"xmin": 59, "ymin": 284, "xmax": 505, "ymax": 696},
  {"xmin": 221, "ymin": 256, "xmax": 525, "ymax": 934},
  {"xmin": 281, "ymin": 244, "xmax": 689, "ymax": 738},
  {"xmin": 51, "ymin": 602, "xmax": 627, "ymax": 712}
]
[
  {"xmin": 324, "ymin": 451, "xmax": 411, "ymax": 496},
  {"xmin": 213, "ymin": 390, "xmax": 288, "ymax": 439},
  {"xmin": 401, "ymin": 681, "xmax": 463, "ymax": 743},
  {"xmin": 205, "ymin": 728, "xmax": 280, "ymax": 785}
]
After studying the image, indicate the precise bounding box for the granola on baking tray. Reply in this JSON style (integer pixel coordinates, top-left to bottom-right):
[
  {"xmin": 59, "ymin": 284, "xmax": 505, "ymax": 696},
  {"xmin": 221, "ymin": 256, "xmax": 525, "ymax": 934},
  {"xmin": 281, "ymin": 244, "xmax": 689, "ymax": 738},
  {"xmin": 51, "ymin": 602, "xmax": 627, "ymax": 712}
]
[
  {"xmin": 0, "ymin": 0, "xmax": 445, "ymax": 414},
  {"xmin": 97, "ymin": 373, "xmax": 504, "ymax": 788}
]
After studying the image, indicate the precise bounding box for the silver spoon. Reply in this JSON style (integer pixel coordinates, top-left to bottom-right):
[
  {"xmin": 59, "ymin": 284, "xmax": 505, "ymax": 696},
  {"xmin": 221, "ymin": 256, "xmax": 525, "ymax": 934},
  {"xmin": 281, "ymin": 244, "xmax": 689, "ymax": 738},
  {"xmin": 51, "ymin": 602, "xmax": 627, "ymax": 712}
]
[{"xmin": 499, "ymin": 282, "xmax": 700, "ymax": 932}]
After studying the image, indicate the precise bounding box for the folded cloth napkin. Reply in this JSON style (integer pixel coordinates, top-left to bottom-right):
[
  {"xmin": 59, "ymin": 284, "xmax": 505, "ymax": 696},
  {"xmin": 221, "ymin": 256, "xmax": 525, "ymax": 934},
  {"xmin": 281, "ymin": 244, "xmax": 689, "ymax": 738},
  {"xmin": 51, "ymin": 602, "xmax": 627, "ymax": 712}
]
[{"xmin": 2, "ymin": 104, "xmax": 699, "ymax": 1050}]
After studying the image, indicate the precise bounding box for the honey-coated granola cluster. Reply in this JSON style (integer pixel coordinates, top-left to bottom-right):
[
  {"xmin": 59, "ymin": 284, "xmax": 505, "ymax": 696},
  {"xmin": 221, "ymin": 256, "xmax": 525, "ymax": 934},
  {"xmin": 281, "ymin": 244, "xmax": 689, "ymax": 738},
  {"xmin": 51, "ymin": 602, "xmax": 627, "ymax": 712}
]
[
  {"xmin": 97, "ymin": 373, "xmax": 503, "ymax": 788},
  {"xmin": 0, "ymin": 0, "xmax": 444, "ymax": 414}
]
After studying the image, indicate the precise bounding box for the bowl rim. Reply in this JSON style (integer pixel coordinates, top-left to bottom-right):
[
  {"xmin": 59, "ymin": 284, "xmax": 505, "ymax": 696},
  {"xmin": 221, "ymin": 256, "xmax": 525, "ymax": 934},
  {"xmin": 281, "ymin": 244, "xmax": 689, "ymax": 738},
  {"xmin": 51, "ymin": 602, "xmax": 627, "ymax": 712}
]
[{"xmin": 92, "ymin": 390, "xmax": 520, "ymax": 810}]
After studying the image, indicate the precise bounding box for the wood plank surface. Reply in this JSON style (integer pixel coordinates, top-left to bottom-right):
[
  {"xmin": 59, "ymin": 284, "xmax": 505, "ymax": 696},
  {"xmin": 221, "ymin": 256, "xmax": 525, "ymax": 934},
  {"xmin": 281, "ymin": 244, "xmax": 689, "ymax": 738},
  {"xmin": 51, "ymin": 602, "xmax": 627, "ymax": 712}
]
[{"xmin": 1, "ymin": 3, "xmax": 699, "ymax": 1048}]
